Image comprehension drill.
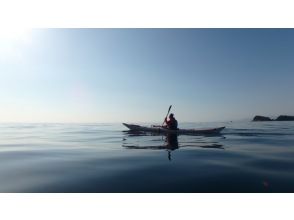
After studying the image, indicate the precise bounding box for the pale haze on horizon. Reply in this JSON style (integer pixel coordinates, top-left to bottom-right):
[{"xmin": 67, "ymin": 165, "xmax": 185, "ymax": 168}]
[{"xmin": 0, "ymin": 29, "xmax": 293, "ymax": 123}]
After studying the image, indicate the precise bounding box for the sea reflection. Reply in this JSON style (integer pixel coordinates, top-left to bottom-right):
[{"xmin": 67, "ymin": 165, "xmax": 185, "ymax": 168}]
[
  {"xmin": 166, "ymin": 134, "xmax": 179, "ymax": 161},
  {"xmin": 122, "ymin": 131, "xmax": 224, "ymax": 161}
]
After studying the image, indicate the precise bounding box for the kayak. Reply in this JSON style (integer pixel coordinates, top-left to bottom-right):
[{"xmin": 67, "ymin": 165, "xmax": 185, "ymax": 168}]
[{"xmin": 122, "ymin": 123, "xmax": 225, "ymax": 135}]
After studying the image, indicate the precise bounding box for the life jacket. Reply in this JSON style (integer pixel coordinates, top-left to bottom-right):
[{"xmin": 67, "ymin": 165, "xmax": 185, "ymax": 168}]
[{"xmin": 167, "ymin": 118, "xmax": 178, "ymax": 130}]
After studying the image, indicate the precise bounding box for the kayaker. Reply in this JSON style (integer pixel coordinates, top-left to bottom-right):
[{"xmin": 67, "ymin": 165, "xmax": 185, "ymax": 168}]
[{"xmin": 164, "ymin": 113, "xmax": 178, "ymax": 130}]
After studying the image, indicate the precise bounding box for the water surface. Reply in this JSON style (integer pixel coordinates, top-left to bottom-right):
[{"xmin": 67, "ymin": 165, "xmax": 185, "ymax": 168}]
[{"xmin": 0, "ymin": 122, "xmax": 294, "ymax": 192}]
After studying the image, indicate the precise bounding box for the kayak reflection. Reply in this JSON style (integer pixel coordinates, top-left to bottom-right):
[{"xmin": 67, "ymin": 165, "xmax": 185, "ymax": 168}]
[
  {"xmin": 166, "ymin": 134, "xmax": 179, "ymax": 161},
  {"xmin": 166, "ymin": 133, "xmax": 179, "ymax": 151},
  {"xmin": 122, "ymin": 132, "xmax": 224, "ymax": 161}
]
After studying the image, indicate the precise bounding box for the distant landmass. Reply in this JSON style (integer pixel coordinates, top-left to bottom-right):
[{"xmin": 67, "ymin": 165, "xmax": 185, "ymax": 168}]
[
  {"xmin": 276, "ymin": 115, "xmax": 294, "ymax": 121},
  {"xmin": 252, "ymin": 116, "xmax": 273, "ymax": 121},
  {"xmin": 253, "ymin": 115, "xmax": 294, "ymax": 121}
]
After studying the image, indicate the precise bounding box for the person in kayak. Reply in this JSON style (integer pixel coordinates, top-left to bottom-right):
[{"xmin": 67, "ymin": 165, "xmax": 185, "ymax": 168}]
[{"xmin": 164, "ymin": 113, "xmax": 178, "ymax": 130}]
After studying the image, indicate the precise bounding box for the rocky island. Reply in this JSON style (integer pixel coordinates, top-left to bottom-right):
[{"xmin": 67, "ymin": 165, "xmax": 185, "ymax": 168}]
[
  {"xmin": 275, "ymin": 115, "xmax": 294, "ymax": 121},
  {"xmin": 253, "ymin": 115, "xmax": 294, "ymax": 121},
  {"xmin": 252, "ymin": 115, "xmax": 273, "ymax": 121}
]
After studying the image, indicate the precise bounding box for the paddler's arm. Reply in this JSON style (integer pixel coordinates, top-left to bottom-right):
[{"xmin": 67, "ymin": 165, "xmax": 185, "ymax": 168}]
[{"xmin": 163, "ymin": 117, "xmax": 168, "ymax": 126}]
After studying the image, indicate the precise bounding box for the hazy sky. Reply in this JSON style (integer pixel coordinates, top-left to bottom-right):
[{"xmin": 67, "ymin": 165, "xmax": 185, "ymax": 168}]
[{"xmin": 0, "ymin": 29, "xmax": 293, "ymax": 123}]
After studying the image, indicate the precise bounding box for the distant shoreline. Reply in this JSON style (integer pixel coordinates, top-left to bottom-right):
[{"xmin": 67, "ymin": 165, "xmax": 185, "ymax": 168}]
[{"xmin": 253, "ymin": 115, "xmax": 294, "ymax": 122}]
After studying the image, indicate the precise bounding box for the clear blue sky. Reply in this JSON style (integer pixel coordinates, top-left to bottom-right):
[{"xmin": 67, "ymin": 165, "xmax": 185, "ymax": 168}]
[{"xmin": 0, "ymin": 29, "xmax": 293, "ymax": 123}]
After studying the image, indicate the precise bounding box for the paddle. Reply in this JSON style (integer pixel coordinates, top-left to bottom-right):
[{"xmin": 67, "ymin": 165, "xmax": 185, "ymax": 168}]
[{"xmin": 162, "ymin": 105, "xmax": 172, "ymax": 127}]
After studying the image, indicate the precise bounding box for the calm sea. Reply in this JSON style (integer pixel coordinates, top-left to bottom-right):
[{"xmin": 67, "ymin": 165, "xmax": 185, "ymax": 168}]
[{"xmin": 0, "ymin": 121, "xmax": 293, "ymax": 192}]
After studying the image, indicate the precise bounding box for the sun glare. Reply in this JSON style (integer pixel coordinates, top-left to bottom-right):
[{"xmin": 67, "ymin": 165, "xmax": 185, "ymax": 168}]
[
  {"xmin": 0, "ymin": 27, "xmax": 31, "ymax": 42},
  {"xmin": 0, "ymin": 28, "xmax": 32, "ymax": 61}
]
